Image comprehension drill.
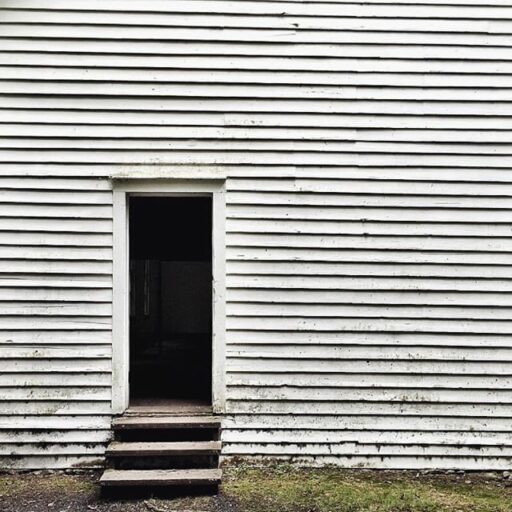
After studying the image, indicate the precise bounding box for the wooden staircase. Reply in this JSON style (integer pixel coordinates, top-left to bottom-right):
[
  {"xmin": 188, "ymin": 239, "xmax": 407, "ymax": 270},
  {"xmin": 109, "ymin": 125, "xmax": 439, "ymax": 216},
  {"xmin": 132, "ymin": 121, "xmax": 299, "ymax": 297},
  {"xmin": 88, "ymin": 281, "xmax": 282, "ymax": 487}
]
[{"xmin": 100, "ymin": 413, "xmax": 222, "ymax": 494}]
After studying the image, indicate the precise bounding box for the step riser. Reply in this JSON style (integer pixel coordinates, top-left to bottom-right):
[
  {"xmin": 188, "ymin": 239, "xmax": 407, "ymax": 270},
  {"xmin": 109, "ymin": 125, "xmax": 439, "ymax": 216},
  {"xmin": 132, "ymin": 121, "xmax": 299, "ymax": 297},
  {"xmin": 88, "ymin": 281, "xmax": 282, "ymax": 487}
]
[
  {"xmin": 113, "ymin": 416, "xmax": 221, "ymax": 430},
  {"xmin": 102, "ymin": 484, "xmax": 219, "ymax": 499},
  {"xmin": 109, "ymin": 455, "xmax": 219, "ymax": 470},
  {"xmin": 116, "ymin": 428, "xmax": 219, "ymax": 443}
]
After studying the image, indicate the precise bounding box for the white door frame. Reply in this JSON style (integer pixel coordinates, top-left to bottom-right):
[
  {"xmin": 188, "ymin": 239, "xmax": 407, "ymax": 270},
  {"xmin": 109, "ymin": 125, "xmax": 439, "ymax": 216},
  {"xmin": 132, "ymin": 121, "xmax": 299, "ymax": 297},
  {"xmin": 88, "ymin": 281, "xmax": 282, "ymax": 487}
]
[{"xmin": 111, "ymin": 179, "xmax": 226, "ymax": 414}]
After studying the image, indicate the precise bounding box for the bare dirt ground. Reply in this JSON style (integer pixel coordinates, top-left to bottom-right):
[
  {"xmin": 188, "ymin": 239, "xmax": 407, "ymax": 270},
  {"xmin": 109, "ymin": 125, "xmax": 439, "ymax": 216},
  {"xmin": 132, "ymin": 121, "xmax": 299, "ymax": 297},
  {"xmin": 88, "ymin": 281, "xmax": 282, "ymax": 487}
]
[
  {"xmin": 1, "ymin": 466, "xmax": 512, "ymax": 512},
  {"xmin": 0, "ymin": 470, "xmax": 231, "ymax": 512}
]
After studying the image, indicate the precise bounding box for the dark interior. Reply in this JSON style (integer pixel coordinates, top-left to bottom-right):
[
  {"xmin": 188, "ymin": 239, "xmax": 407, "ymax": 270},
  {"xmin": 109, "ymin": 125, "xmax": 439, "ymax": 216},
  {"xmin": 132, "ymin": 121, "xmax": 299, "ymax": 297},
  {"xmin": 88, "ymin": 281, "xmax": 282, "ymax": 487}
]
[{"xmin": 129, "ymin": 196, "xmax": 212, "ymax": 402}]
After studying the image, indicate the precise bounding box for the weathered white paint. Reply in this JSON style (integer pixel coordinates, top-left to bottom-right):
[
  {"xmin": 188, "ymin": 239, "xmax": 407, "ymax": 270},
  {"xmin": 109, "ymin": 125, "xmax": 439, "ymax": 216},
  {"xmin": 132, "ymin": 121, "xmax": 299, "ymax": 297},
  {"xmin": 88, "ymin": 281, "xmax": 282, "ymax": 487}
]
[{"xmin": 0, "ymin": 0, "xmax": 511, "ymax": 470}]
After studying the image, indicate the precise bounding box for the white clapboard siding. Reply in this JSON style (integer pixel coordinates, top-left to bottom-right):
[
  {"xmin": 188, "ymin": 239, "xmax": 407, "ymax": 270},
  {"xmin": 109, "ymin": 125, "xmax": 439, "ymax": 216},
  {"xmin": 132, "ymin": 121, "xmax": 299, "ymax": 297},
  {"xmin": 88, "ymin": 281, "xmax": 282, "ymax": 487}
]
[
  {"xmin": 1, "ymin": 0, "xmax": 512, "ymax": 470},
  {"xmin": 3, "ymin": 127, "xmax": 512, "ymax": 145},
  {"xmin": 2, "ymin": 40, "xmax": 512, "ymax": 60},
  {"xmin": 5, "ymin": 59, "xmax": 512, "ymax": 76},
  {"xmin": 225, "ymin": 331, "xmax": 512, "ymax": 348},
  {"xmin": 226, "ymin": 345, "xmax": 512, "ymax": 361},
  {"xmin": 227, "ymin": 372, "xmax": 512, "ymax": 390},
  {"xmin": 227, "ymin": 386, "xmax": 512, "ymax": 404},
  {"xmin": 0, "ymin": 159, "xmax": 113, "ymax": 466}
]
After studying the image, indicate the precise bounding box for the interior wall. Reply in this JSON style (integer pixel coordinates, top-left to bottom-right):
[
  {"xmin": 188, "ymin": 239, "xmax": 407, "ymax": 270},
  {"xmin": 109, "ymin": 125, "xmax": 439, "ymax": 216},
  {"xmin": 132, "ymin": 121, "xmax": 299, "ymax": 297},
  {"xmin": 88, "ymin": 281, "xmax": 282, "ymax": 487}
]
[{"xmin": 129, "ymin": 197, "xmax": 213, "ymax": 402}]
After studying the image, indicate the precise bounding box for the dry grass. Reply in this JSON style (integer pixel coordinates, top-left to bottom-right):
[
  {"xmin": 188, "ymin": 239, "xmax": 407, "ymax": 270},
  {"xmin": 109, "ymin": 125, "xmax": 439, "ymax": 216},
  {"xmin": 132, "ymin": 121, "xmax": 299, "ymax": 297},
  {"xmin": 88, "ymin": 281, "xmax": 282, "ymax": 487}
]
[
  {"xmin": 222, "ymin": 465, "xmax": 512, "ymax": 512},
  {"xmin": 0, "ymin": 466, "xmax": 511, "ymax": 512}
]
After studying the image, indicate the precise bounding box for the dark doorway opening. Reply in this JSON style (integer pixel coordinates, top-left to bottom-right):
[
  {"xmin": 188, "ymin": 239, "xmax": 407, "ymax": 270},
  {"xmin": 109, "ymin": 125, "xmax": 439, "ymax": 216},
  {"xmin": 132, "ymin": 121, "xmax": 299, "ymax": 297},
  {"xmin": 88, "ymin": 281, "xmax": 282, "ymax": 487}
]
[{"xmin": 129, "ymin": 196, "xmax": 212, "ymax": 404}]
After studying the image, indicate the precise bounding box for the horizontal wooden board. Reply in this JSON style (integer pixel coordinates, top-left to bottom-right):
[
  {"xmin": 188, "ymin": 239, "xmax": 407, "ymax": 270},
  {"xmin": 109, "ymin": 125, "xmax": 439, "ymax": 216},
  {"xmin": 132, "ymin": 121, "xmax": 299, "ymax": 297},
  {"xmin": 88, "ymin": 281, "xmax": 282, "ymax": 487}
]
[
  {"xmin": 227, "ymin": 275, "xmax": 512, "ymax": 291},
  {"xmin": 5, "ymin": 95, "xmax": 512, "ymax": 116},
  {"xmin": 219, "ymin": 454, "xmax": 512, "ymax": 470},
  {"xmin": 226, "ymin": 234, "xmax": 512, "ymax": 252},
  {"xmin": 0, "ymin": 373, "xmax": 111, "ymax": 386},
  {"xmin": 227, "ymin": 290, "xmax": 512, "ymax": 308},
  {"xmin": 227, "ymin": 317, "xmax": 512, "ymax": 334},
  {"xmin": 5, "ymin": 139, "xmax": 512, "ymax": 160},
  {"xmin": 227, "ymin": 261, "xmax": 512, "ymax": 279},
  {"xmin": 0, "ymin": 345, "xmax": 111, "ymax": 358},
  {"xmin": 225, "ymin": 330, "xmax": 512, "ymax": 348},
  {"xmin": 2, "ymin": 150, "xmax": 511, "ymax": 168},
  {"xmin": 227, "ymin": 385, "xmax": 512, "ymax": 404},
  {"xmin": 227, "ymin": 372, "xmax": 512, "ymax": 390},
  {"xmin": 0, "ymin": 415, "xmax": 111, "ymax": 429},
  {"xmin": 5, "ymin": 68, "xmax": 512, "ymax": 91},
  {"xmin": 6, "ymin": 110, "xmax": 512, "ymax": 131},
  {"xmin": 226, "ymin": 247, "xmax": 512, "ymax": 265},
  {"xmin": 7, "ymin": 138, "xmax": 512, "ymax": 156},
  {"xmin": 0, "ymin": 443, "xmax": 106, "ymax": 456},
  {"xmin": 227, "ymin": 192, "xmax": 512, "ymax": 208},
  {"xmin": 223, "ymin": 414, "xmax": 512, "ymax": 431},
  {"xmin": 3, "ymin": 126, "xmax": 512, "ymax": 145},
  {"xmin": 228, "ymin": 179, "xmax": 512, "ymax": 195},
  {"xmin": 0, "ymin": 218, "xmax": 112, "ymax": 234},
  {"xmin": 0, "ymin": 401, "xmax": 111, "ymax": 415},
  {"xmin": 0, "ymin": 359, "xmax": 111, "ymax": 372},
  {"xmin": 226, "ymin": 344, "xmax": 512, "ymax": 362},
  {"xmin": 0, "ymin": 203, "xmax": 112, "ymax": 218},
  {"xmin": 6, "ymin": 13, "xmax": 512, "ymax": 34},
  {"xmin": 222, "ymin": 429, "xmax": 512, "ymax": 446},
  {"xmin": 0, "ymin": 430, "xmax": 110, "ymax": 443},
  {"xmin": 0, "ymin": 190, "xmax": 111, "ymax": 205},
  {"xmin": 0, "ymin": 246, "xmax": 112, "ymax": 261},
  {"xmin": 227, "ymin": 204, "xmax": 512, "ymax": 221},
  {"xmin": 0, "ymin": 232, "xmax": 112, "ymax": 247},
  {"xmin": 4, "ymin": 55, "xmax": 512, "ymax": 75},
  {"xmin": 1, "ymin": 40, "xmax": 511, "ymax": 60},
  {"xmin": 0, "ymin": 261, "xmax": 111, "ymax": 275},
  {"xmin": 0, "ymin": 387, "xmax": 111, "ymax": 401},
  {"xmin": 227, "ymin": 303, "xmax": 512, "ymax": 320},
  {"xmin": 2, "ymin": 2, "xmax": 512, "ymax": 19},
  {"xmin": 0, "ymin": 456, "xmax": 104, "ymax": 469},
  {"xmin": 227, "ymin": 357, "xmax": 512, "ymax": 374},
  {"xmin": 227, "ymin": 219, "xmax": 512, "ymax": 237},
  {"xmin": 0, "ymin": 330, "xmax": 111, "ymax": 344},
  {"xmin": 1, "ymin": 25, "xmax": 512, "ymax": 44}
]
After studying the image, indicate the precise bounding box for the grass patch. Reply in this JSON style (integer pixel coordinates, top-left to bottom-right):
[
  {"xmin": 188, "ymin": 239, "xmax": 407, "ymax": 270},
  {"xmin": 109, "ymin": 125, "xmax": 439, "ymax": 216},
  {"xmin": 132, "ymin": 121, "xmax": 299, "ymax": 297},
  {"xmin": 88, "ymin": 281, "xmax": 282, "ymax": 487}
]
[
  {"xmin": 0, "ymin": 471, "xmax": 96, "ymax": 498},
  {"xmin": 221, "ymin": 465, "xmax": 512, "ymax": 512}
]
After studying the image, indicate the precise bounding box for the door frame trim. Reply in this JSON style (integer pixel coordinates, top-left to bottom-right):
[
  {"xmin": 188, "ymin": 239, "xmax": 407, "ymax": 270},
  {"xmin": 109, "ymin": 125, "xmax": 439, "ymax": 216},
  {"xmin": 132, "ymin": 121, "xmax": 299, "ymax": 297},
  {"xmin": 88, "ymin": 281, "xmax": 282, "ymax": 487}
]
[{"xmin": 111, "ymin": 179, "xmax": 226, "ymax": 414}]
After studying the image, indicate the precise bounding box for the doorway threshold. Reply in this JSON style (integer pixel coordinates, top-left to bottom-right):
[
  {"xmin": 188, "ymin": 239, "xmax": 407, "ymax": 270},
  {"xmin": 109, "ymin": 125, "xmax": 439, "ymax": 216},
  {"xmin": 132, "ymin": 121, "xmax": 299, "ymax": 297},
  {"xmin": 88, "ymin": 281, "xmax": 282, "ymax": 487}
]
[{"xmin": 125, "ymin": 398, "xmax": 212, "ymax": 417}]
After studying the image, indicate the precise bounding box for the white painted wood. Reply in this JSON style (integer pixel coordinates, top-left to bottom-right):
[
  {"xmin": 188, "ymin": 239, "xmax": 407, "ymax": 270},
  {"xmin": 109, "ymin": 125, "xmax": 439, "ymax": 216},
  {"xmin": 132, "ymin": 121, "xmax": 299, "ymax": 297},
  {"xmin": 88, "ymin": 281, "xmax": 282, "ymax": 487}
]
[
  {"xmin": 112, "ymin": 180, "xmax": 226, "ymax": 414},
  {"xmin": 212, "ymin": 186, "xmax": 227, "ymax": 413},
  {"xmin": 2, "ymin": 0, "xmax": 512, "ymax": 470},
  {"xmin": 227, "ymin": 385, "xmax": 512, "ymax": 403},
  {"xmin": 111, "ymin": 188, "xmax": 129, "ymax": 415},
  {"xmin": 0, "ymin": 57, "xmax": 512, "ymax": 76},
  {"xmin": 1, "ymin": 25, "xmax": 511, "ymax": 45},
  {"xmin": 2, "ymin": 2, "xmax": 512, "ymax": 19},
  {"xmin": 2, "ymin": 40, "xmax": 511, "ymax": 60},
  {"xmin": 7, "ymin": 110, "xmax": 512, "ymax": 130},
  {"xmin": 227, "ymin": 372, "xmax": 512, "ymax": 389},
  {"xmin": 5, "ymin": 72, "xmax": 512, "ymax": 95}
]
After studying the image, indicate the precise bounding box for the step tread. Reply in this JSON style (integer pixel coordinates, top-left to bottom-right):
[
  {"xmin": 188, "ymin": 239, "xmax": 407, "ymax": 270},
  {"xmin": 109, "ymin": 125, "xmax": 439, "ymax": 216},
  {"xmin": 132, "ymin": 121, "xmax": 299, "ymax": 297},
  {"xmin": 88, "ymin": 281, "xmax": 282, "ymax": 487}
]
[
  {"xmin": 100, "ymin": 468, "xmax": 222, "ymax": 486},
  {"xmin": 106, "ymin": 440, "xmax": 222, "ymax": 456},
  {"xmin": 113, "ymin": 415, "xmax": 221, "ymax": 430}
]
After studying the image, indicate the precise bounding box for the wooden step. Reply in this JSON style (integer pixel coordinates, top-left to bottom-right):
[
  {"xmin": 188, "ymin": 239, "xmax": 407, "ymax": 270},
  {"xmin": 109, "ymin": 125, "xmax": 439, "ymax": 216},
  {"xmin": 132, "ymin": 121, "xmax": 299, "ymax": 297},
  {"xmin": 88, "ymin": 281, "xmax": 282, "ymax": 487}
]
[
  {"xmin": 100, "ymin": 468, "xmax": 222, "ymax": 487},
  {"xmin": 113, "ymin": 415, "xmax": 221, "ymax": 430},
  {"xmin": 106, "ymin": 441, "xmax": 221, "ymax": 457}
]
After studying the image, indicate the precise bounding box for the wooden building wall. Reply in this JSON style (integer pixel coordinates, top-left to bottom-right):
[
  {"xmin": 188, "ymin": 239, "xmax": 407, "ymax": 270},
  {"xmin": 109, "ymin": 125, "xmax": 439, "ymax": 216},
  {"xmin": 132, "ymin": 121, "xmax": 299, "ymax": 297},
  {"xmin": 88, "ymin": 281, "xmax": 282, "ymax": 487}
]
[{"xmin": 1, "ymin": 0, "xmax": 512, "ymax": 469}]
